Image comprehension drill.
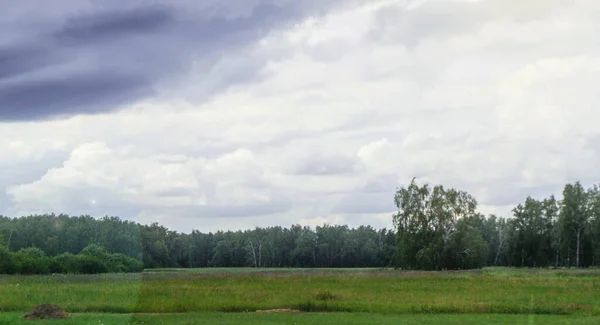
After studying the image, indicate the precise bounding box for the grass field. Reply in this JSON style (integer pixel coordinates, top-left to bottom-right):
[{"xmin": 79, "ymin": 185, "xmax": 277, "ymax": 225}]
[
  {"xmin": 1, "ymin": 267, "xmax": 599, "ymax": 324},
  {"xmin": 1, "ymin": 312, "xmax": 600, "ymax": 325}
]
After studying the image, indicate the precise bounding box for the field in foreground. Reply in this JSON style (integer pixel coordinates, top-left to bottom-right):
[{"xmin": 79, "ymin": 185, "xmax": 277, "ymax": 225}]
[
  {"xmin": 1, "ymin": 312, "xmax": 599, "ymax": 325},
  {"xmin": 0, "ymin": 267, "xmax": 599, "ymax": 322}
]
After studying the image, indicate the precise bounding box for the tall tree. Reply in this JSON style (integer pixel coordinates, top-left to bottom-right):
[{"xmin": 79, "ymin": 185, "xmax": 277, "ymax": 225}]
[
  {"xmin": 559, "ymin": 182, "xmax": 590, "ymax": 267},
  {"xmin": 393, "ymin": 179, "xmax": 481, "ymax": 270}
]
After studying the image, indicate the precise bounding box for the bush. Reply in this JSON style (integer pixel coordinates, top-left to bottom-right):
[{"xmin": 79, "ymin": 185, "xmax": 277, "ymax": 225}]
[
  {"xmin": 48, "ymin": 258, "xmax": 62, "ymax": 273},
  {"xmin": 52, "ymin": 253, "xmax": 79, "ymax": 273},
  {"xmin": 81, "ymin": 244, "xmax": 109, "ymax": 259},
  {"xmin": 75, "ymin": 255, "xmax": 109, "ymax": 274},
  {"xmin": 0, "ymin": 245, "xmax": 16, "ymax": 274},
  {"xmin": 13, "ymin": 248, "xmax": 51, "ymax": 275},
  {"xmin": 0, "ymin": 244, "xmax": 143, "ymax": 275},
  {"xmin": 18, "ymin": 247, "xmax": 46, "ymax": 259},
  {"xmin": 107, "ymin": 253, "xmax": 144, "ymax": 273}
]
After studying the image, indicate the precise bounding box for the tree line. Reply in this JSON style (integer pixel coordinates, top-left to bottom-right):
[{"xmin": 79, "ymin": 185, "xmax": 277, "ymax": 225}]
[
  {"xmin": 393, "ymin": 180, "xmax": 600, "ymax": 270},
  {"xmin": 0, "ymin": 215, "xmax": 396, "ymax": 270},
  {"xmin": 0, "ymin": 180, "xmax": 598, "ymax": 274}
]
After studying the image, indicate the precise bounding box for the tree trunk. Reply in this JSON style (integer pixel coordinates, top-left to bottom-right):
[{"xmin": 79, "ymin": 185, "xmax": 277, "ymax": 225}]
[
  {"xmin": 271, "ymin": 249, "xmax": 276, "ymax": 268},
  {"xmin": 494, "ymin": 226, "xmax": 503, "ymax": 266},
  {"xmin": 521, "ymin": 249, "xmax": 525, "ymax": 267},
  {"xmin": 258, "ymin": 242, "xmax": 262, "ymax": 268},
  {"xmin": 576, "ymin": 229, "xmax": 581, "ymax": 268},
  {"xmin": 249, "ymin": 241, "xmax": 257, "ymax": 268}
]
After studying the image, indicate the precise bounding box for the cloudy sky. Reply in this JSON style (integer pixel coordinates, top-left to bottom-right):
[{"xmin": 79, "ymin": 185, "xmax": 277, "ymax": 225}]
[{"xmin": 1, "ymin": 0, "xmax": 598, "ymax": 232}]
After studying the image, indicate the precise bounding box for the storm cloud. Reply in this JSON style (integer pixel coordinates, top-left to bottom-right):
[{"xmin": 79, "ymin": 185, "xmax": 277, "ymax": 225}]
[{"xmin": 0, "ymin": 0, "xmax": 354, "ymax": 121}]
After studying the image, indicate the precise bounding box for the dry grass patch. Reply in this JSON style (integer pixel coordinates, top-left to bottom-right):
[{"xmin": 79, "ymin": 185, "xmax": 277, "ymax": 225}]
[{"xmin": 23, "ymin": 304, "xmax": 70, "ymax": 320}]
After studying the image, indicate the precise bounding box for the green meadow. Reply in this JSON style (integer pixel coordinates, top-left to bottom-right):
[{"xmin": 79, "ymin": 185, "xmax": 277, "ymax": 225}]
[
  {"xmin": 1, "ymin": 312, "xmax": 599, "ymax": 325},
  {"xmin": 1, "ymin": 268, "xmax": 599, "ymax": 324}
]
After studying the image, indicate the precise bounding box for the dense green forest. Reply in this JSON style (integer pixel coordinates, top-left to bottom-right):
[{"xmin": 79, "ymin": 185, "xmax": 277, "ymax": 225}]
[
  {"xmin": 0, "ymin": 216, "xmax": 397, "ymax": 271},
  {"xmin": 0, "ymin": 181, "xmax": 599, "ymax": 274}
]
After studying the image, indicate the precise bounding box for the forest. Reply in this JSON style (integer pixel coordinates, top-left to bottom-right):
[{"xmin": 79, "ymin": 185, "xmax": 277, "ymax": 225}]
[{"xmin": 0, "ymin": 181, "xmax": 599, "ymax": 274}]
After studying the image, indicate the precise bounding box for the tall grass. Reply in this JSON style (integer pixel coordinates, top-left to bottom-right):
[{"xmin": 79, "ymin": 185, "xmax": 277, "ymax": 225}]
[
  {"xmin": 1, "ymin": 312, "xmax": 599, "ymax": 325},
  {"xmin": 1, "ymin": 268, "xmax": 599, "ymax": 316}
]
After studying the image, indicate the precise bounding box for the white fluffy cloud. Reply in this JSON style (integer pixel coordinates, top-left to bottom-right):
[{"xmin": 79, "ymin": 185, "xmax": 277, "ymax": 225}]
[{"xmin": 2, "ymin": 0, "xmax": 599, "ymax": 231}]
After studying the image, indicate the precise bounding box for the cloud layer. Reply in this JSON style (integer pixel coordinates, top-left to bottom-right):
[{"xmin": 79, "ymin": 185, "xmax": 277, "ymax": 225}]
[{"xmin": 1, "ymin": 0, "xmax": 599, "ymax": 232}]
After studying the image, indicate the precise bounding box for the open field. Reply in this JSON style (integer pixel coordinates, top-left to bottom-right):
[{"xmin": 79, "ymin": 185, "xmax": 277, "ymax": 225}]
[
  {"xmin": 1, "ymin": 268, "xmax": 599, "ymax": 323},
  {"xmin": 1, "ymin": 312, "xmax": 600, "ymax": 325}
]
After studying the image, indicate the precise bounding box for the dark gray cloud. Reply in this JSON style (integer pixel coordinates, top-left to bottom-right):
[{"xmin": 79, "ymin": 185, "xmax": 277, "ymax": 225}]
[
  {"xmin": 54, "ymin": 6, "xmax": 174, "ymax": 44},
  {"xmin": 0, "ymin": 43, "xmax": 59, "ymax": 80},
  {"xmin": 0, "ymin": 0, "xmax": 354, "ymax": 121},
  {"xmin": 0, "ymin": 72, "xmax": 153, "ymax": 120}
]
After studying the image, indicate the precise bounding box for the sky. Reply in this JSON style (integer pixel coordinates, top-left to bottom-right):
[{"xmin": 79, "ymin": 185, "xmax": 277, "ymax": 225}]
[{"xmin": 1, "ymin": 0, "xmax": 599, "ymax": 233}]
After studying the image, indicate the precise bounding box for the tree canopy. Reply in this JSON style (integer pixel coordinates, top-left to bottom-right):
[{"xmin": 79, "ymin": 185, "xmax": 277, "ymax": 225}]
[{"xmin": 392, "ymin": 180, "xmax": 600, "ymax": 270}]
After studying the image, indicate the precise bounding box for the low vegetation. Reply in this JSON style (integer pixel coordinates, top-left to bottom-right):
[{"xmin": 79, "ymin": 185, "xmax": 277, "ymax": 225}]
[
  {"xmin": 0, "ymin": 268, "xmax": 598, "ymax": 316},
  {"xmin": 1, "ymin": 312, "xmax": 599, "ymax": 325},
  {"xmin": 0, "ymin": 243, "xmax": 143, "ymax": 275}
]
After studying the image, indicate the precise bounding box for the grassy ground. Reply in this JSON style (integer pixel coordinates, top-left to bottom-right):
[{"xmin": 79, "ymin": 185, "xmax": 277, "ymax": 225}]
[
  {"xmin": 145, "ymin": 267, "xmax": 381, "ymax": 273},
  {"xmin": 0, "ymin": 267, "xmax": 599, "ymax": 324},
  {"xmin": 1, "ymin": 312, "xmax": 599, "ymax": 325},
  {"xmin": 1, "ymin": 268, "xmax": 599, "ymax": 315}
]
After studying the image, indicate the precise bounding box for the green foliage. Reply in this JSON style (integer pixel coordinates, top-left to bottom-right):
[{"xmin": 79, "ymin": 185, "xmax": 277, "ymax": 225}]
[
  {"xmin": 52, "ymin": 252, "xmax": 78, "ymax": 273},
  {"xmin": 81, "ymin": 243, "xmax": 108, "ymax": 258},
  {"xmin": 0, "ymin": 214, "xmax": 396, "ymax": 270},
  {"xmin": 13, "ymin": 247, "xmax": 50, "ymax": 275},
  {"xmin": 75, "ymin": 254, "xmax": 109, "ymax": 274},
  {"xmin": 446, "ymin": 221, "xmax": 488, "ymax": 269},
  {"xmin": 1, "ymin": 180, "xmax": 599, "ymax": 273},
  {"xmin": 0, "ymin": 244, "xmax": 16, "ymax": 274},
  {"xmin": 0, "ymin": 244, "xmax": 143, "ymax": 275},
  {"xmin": 393, "ymin": 180, "xmax": 600, "ymax": 270},
  {"xmin": 393, "ymin": 179, "xmax": 482, "ymax": 270},
  {"xmin": 108, "ymin": 253, "xmax": 145, "ymax": 273}
]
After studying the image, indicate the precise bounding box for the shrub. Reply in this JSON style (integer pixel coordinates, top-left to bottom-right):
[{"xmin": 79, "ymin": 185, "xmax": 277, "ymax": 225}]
[
  {"xmin": 13, "ymin": 248, "xmax": 51, "ymax": 275},
  {"xmin": 0, "ymin": 245, "xmax": 16, "ymax": 274},
  {"xmin": 107, "ymin": 253, "xmax": 144, "ymax": 273},
  {"xmin": 0, "ymin": 243, "xmax": 144, "ymax": 275},
  {"xmin": 81, "ymin": 244, "xmax": 109, "ymax": 259},
  {"xmin": 53, "ymin": 252, "xmax": 79, "ymax": 273},
  {"xmin": 47, "ymin": 258, "xmax": 62, "ymax": 273},
  {"xmin": 75, "ymin": 255, "xmax": 109, "ymax": 274}
]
